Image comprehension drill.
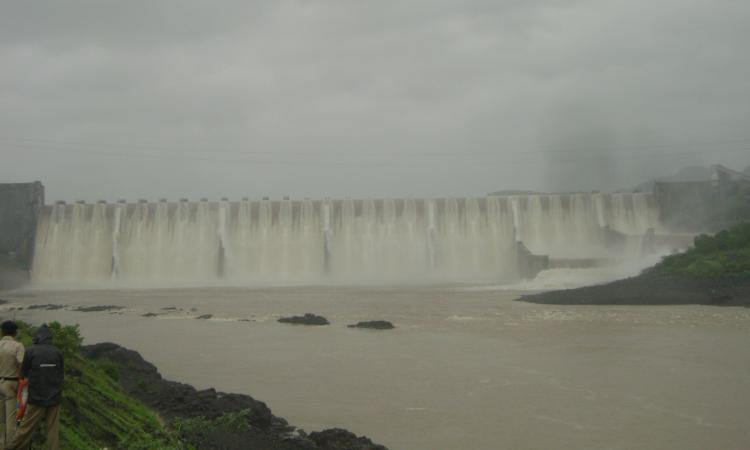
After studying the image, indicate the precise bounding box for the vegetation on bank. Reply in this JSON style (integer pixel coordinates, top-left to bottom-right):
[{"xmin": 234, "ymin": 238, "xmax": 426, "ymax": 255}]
[{"xmin": 653, "ymin": 222, "xmax": 750, "ymax": 280}]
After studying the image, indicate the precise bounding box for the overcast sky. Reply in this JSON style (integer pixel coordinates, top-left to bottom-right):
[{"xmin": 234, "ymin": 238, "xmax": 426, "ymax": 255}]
[{"xmin": 1, "ymin": 0, "xmax": 749, "ymax": 202}]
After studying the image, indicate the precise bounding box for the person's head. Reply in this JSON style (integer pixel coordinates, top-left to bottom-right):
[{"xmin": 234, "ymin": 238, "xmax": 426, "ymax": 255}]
[
  {"xmin": 32, "ymin": 324, "xmax": 54, "ymax": 345},
  {"xmin": 1, "ymin": 321, "xmax": 18, "ymax": 337}
]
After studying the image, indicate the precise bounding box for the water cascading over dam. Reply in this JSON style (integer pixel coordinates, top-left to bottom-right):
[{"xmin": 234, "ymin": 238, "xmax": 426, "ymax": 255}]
[{"xmin": 30, "ymin": 193, "xmax": 660, "ymax": 286}]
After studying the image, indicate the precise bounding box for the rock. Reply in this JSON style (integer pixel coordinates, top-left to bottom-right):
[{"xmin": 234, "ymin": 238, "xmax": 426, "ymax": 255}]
[
  {"xmin": 518, "ymin": 273, "xmax": 750, "ymax": 307},
  {"xmin": 81, "ymin": 342, "xmax": 389, "ymax": 450},
  {"xmin": 142, "ymin": 313, "xmax": 159, "ymax": 317},
  {"xmin": 347, "ymin": 321, "xmax": 395, "ymax": 330},
  {"xmin": 196, "ymin": 388, "xmax": 217, "ymax": 400},
  {"xmin": 196, "ymin": 314, "xmax": 213, "ymax": 320},
  {"xmin": 75, "ymin": 305, "xmax": 124, "ymax": 312},
  {"xmin": 278, "ymin": 314, "xmax": 329, "ymax": 326},
  {"xmin": 27, "ymin": 304, "xmax": 67, "ymax": 310},
  {"xmin": 709, "ymin": 290, "xmax": 733, "ymax": 304},
  {"xmin": 81, "ymin": 342, "xmax": 273, "ymax": 425},
  {"xmin": 309, "ymin": 428, "xmax": 388, "ymax": 450}
]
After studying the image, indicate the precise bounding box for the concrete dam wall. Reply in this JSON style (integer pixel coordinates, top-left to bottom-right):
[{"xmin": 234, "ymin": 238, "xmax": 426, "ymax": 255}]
[
  {"xmin": 30, "ymin": 193, "xmax": 661, "ymax": 287},
  {"xmin": 0, "ymin": 182, "xmax": 45, "ymax": 266},
  {"xmin": 0, "ymin": 182, "xmax": 44, "ymax": 289}
]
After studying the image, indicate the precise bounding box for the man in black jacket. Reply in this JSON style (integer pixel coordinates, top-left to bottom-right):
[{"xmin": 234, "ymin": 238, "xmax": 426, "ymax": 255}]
[{"xmin": 8, "ymin": 324, "xmax": 64, "ymax": 450}]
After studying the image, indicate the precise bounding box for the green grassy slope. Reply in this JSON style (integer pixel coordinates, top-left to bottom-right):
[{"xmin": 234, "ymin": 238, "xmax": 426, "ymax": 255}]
[{"xmin": 15, "ymin": 322, "xmax": 185, "ymax": 450}]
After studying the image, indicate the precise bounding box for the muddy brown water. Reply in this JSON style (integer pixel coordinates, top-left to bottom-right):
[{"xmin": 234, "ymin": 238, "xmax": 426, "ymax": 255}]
[{"xmin": 3, "ymin": 285, "xmax": 749, "ymax": 450}]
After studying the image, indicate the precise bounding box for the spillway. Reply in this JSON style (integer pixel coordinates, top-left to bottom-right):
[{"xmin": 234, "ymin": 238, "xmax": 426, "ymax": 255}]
[{"xmin": 30, "ymin": 193, "xmax": 660, "ymax": 287}]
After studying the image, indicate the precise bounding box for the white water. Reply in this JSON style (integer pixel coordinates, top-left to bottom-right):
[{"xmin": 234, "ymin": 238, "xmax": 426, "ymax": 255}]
[
  {"xmin": 31, "ymin": 193, "xmax": 661, "ymax": 286},
  {"xmin": 514, "ymin": 192, "xmax": 660, "ymax": 258}
]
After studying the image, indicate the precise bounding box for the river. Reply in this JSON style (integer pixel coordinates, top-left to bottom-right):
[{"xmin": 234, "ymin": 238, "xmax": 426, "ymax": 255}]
[{"xmin": 3, "ymin": 284, "xmax": 749, "ymax": 450}]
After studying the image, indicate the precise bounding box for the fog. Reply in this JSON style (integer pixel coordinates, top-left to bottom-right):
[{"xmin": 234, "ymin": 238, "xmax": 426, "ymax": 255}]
[
  {"xmin": 1, "ymin": 0, "xmax": 749, "ymax": 201},
  {"xmin": 4, "ymin": 5, "xmax": 750, "ymax": 449}
]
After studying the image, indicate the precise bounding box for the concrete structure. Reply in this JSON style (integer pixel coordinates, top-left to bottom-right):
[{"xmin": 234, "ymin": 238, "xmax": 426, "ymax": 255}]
[
  {"xmin": 1, "ymin": 180, "xmax": 707, "ymax": 287},
  {"xmin": 0, "ymin": 182, "xmax": 44, "ymax": 267},
  {"xmin": 0, "ymin": 182, "xmax": 44, "ymax": 289},
  {"xmin": 655, "ymin": 164, "xmax": 750, "ymax": 231},
  {"xmin": 516, "ymin": 241, "xmax": 549, "ymax": 279}
]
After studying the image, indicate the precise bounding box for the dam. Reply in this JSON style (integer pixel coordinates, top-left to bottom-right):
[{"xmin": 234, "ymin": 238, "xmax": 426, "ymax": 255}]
[{"xmin": 30, "ymin": 192, "xmax": 662, "ymax": 286}]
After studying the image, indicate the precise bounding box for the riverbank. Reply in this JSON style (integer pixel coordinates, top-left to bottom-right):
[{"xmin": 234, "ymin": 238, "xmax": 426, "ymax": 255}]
[
  {"xmin": 520, "ymin": 222, "xmax": 750, "ymax": 307},
  {"xmin": 9, "ymin": 321, "xmax": 387, "ymax": 450},
  {"xmin": 518, "ymin": 273, "xmax": 750, "ymax": 306},
  {"xmin": 82, "ymin": 342, "xmax": 387, "ymax": 450}
]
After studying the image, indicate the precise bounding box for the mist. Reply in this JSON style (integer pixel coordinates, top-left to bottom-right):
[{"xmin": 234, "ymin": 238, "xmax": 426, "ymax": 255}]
[
  {"xmin": 3, "ymin": 3, "xmax": 750, "ymax": 450},
  {"xmin": 2, "ymin": 0, "xmax": 749, "ymax": 202}
]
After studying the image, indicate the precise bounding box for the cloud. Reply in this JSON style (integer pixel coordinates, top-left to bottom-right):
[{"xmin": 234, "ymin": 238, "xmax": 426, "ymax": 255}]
[{"xmin": 1, "ymin": 0, "xmax": 749, "ymax": 201}]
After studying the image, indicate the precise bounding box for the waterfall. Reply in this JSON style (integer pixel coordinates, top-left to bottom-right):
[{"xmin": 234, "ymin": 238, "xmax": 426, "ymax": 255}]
[
  {"xmin": 511, "ymin": 192, "xmax": 660, "ymax": 258},
  {"xmin": 111, "ymin": 204, "xmax": 122, "ymax": 279},
  {"xmin": 30, "ymin": 193, "xmax": 661, "ymax": 287}
]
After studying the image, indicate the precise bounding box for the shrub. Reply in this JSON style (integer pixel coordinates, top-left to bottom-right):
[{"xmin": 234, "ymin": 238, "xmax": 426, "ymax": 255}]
[
  {"xmin": 654, "ymin": 222, "xmax": 750, "ymax": 280},
  {"xmin": 47, "ymin": 322, "xmax": 83, "ymax": 361},
  {"xmin": 16, "ymin": 322, "xmax": 83, "ymax": 361}
]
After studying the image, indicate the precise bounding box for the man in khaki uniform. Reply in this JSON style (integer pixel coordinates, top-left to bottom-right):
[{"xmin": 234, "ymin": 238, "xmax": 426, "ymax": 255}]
[{"xmin": 0, "ymin": 321, "xmax": 24, "ymax": 450}]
